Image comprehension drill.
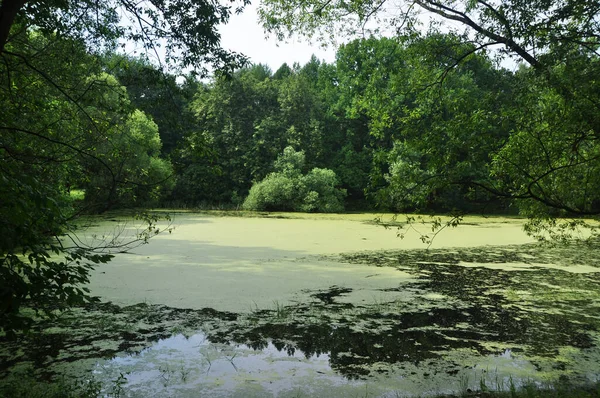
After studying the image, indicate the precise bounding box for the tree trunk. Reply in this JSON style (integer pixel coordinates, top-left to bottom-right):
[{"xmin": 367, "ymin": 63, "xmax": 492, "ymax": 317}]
[{"xmin": 0, "ymin": 0, "xmax": 27, "ymax": 55}]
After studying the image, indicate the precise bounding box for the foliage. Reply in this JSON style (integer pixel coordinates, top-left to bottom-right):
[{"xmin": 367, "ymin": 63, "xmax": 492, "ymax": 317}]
[
  {"xmin": 274, "ymin": 145, "xmax": 306, "ymax": 175},
  {"xmin": 105, "ymin": 55, "xmax": 200, "ymax": 156},
  {"xmin": 243, "ymin": 147, "xmax": 346, "ymax": 212},
  {"xmin": 243, "ymin": 173, "xmax": 300, "ymax": 212},
  {"xmin": 1, "ymin": 0, "xmax": 249, "ymax": 73},
  {"xmin": 0, "ymin": 0, "xmax": 208, "ymax": 334},
  {"xmin": 259, "ymin": 0, "xmax": 599, "ymax": 69},
  {"xmin": 491, "ymin": 66, "xmax": 600, "ymax": 217},
  {"xmin": 177, "ymin": 61, "xmax": 334, "ymax": 205},
  {"xmin": 257, "ymin": 0, "xmax": 600, "ymax": 224},
  {"xmin": 181, "ymin": 65, "xmax": 281, "ymax": 202},
  {"xmin": 78, "ymin": 75, "xmax": 175, "ymax": 210},
  {"xmin": 0, "ymin": 154, "xmax": 123, "ymax": 337},
  {"xmin": 300, "ymin": 167, "xmax": 346, "ymax": 212},
  {"xmin": 174, "ymin": 29, "xmax": 598, "ymax": 233},
  {"xmin": 373, "ymin": 34, "xmax": 514, "ymax": 212},
  {"xmin": 178, "ymin": 35, "xmax": 513, "ymax": 211}
]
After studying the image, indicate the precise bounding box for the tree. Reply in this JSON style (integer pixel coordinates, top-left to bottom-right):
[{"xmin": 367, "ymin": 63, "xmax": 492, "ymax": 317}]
[
  {"xmin": 331, "ymin": 37, "xmax": 408, "ymax": 204},
  {"xmin": 491, "ymin": 65, "xmax": 600, "ymax": 217},
  {"xmin": 378, "ymin": 34, "xmax": 514, "ymax": 212},
  {"xmin": 183, "ymin": 64, "xmax": 283, "ymax": 204},
  {"xmin": 277, "ymin": 57, "xmax": 329, "ymax": 168},
  {"xmin": 259, "ymin": 0, "xmax": 598, "ymax": 69},
  {"xmin": 0, "ymin": 32, "xmax": 106, "ymax": 335},
  {"xmin": 0, "ymin": 0, "xmax": 247, "ymax": 335},
  {"xmin": 258, "ymin": 0, "xmax": 600, "ymax": 220},
  {"xmin": 106, "ymin": 55, "xmax": 200, "ymax": 156},
  {"xmin": 273, "ymin": 62, "xmax": 293, "ymax": 80},
  {"xmin": 79, "ymin": 84, "xmax": 175, "ymax": 210},
  {"xmin": 1, "ymin": 0, "xmax": 248, "ymax": 72}
]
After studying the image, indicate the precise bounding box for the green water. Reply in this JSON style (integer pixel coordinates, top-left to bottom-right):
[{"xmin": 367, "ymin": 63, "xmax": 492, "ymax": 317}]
[{"xmin": 1, "ymin": 213, "xmax": 599, "ymax": 397}]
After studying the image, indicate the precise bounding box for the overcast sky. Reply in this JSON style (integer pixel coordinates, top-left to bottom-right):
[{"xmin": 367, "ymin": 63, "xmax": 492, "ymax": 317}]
[{"xmin": 218, "ymin": 3, "xmax": 338, "ymax": 72}]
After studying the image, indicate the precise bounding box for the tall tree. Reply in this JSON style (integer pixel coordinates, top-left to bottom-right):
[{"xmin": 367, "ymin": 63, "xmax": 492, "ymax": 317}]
[
  {"xmin": 180, "ymin": 64, "xmax": 282, "ymax": 203},
  {"xmin": 259, "ymin": 0, "xmax": 600, "ymax": 219},
  {"xmin": 0, "ymin": 0, "xmax": 249, "ymax": 335},
  {"xmin": 105, "ymin": 55, "xmax": 199, "ymax": 156}
]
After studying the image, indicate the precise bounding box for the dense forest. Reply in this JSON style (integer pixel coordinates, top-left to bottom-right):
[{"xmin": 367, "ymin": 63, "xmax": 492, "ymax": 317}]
[
  {"xmin": 7, "ymin": 33, "xmax": 594, "ymax": 216},
  {"xmin": 1, "ymin": 0, "xmax": 599, "ymax": 335},
  {"xmin": 161, "ymin": 35, "xmax": 513, "ymax": 214}
]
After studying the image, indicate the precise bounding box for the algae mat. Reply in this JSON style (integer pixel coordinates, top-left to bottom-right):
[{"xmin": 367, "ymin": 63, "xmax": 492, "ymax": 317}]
[
  {"xmin": 2, "ymin": 213, "xmax": 600, "ymax": 397},
  {"xmin": 85, "ymin": 213, "xmax": 534, "ymax": 312}
]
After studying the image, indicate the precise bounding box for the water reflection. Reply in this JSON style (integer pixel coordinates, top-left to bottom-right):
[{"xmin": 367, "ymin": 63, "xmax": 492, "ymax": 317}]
[
  {"xmin": 95, "ymin": 332, "xmax": 361, "ymax": 397},
  {"xmin": 93, "ymin": 328, "xmax": 563, "ymax": 397}
]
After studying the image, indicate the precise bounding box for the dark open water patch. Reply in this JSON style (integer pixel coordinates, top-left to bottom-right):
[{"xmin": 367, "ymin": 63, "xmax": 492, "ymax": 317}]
[
  {"xmin": 0, "ymin": 303, "xmax": 237, "ymax": 381},
  {"xmin": 310, "ymin": 285, "xmax": 353, "ymax": 304},
  {"xmin": 2, "ymin": 242, "xmax": 600, "ymax": 396}
]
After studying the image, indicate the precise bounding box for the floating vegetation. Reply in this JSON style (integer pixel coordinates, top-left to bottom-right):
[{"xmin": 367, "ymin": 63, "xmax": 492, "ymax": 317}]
[{"xmin": 2, "ymin": 240, "xmax": 600, "ymax": 396}]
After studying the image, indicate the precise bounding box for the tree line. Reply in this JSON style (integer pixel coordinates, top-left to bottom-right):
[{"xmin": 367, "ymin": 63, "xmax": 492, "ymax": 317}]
[
  {"xmin": 3, "ymin": 29, "xmax": 599, "ymax": 221},
  {"xmin": 107, "ymin": 32, "xmax": 600, "ymax": 220}
]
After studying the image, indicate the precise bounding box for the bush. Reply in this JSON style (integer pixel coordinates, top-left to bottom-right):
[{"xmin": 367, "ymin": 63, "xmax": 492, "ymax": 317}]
[
  {"xmin": 243, "ymin": 173, "xmax": 299, "ymax": 211},
  {"xmin": 243, "ymin": 147, "xmax": 346, "ymax": 212},
  {"xmin": 300, "ymin": 168, "xmax": 345, "ymax": 212}
]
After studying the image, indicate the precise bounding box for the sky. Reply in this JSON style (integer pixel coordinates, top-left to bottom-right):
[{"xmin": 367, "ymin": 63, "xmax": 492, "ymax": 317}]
[
  {"xmin": 217, "ymin": 3, "xmax": 521, "ymax": 73},
  {"xmin": 125, "ymin": 2, "xmax": 516, "ymax": 77},
  {"xmin": 218, "ymin": 3, "xmax": 338, "ymax": 72}
]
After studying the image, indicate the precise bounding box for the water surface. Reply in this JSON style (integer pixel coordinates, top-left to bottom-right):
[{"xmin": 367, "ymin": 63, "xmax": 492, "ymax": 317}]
[{"xmin": 2, "ymin": 213, "xmax": 599, "ymax": 397}]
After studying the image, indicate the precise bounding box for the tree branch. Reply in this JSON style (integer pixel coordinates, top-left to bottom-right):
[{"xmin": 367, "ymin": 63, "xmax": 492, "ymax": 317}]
[
  {"xmin": 414, "ymin": 0, "xmax": 542, "ymax": 69},
  {"xmin": 0, "ymin": 126, "xmax": 116, "ymax": 181}
]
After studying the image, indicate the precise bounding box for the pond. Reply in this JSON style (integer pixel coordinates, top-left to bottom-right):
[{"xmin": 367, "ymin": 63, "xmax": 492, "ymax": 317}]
[
  {"xmin": 1, "ymin": 212, "xmax": 599, "ymax": 397},
  {"xmin": 84, "ymin": 213, "xmax": 534, "ymax": 312}
]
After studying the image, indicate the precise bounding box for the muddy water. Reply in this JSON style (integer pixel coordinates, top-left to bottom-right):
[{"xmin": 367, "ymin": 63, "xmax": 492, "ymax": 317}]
[{"xmin": 2, "ymin": 212, "xmax": 600, "ymax": 397}]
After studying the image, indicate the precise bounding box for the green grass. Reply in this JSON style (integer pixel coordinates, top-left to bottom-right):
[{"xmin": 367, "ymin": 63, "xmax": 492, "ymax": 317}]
[{"xmin": 440, "ymin": 379, "xmax": 600, "ymax": 398}]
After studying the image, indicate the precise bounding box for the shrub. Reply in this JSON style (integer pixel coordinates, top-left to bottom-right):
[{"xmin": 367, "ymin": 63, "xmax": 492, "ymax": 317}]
[
  {"xmin": 243, "ymin": 147, "xmax": 346, "ymax": 212},
  {"xmin": 300, "ymin": 168, "xmax": 345, "ymax": 212},
  {"xmin": 243, "ymin": 173, "xmax": 299, "ymax": 211}
]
